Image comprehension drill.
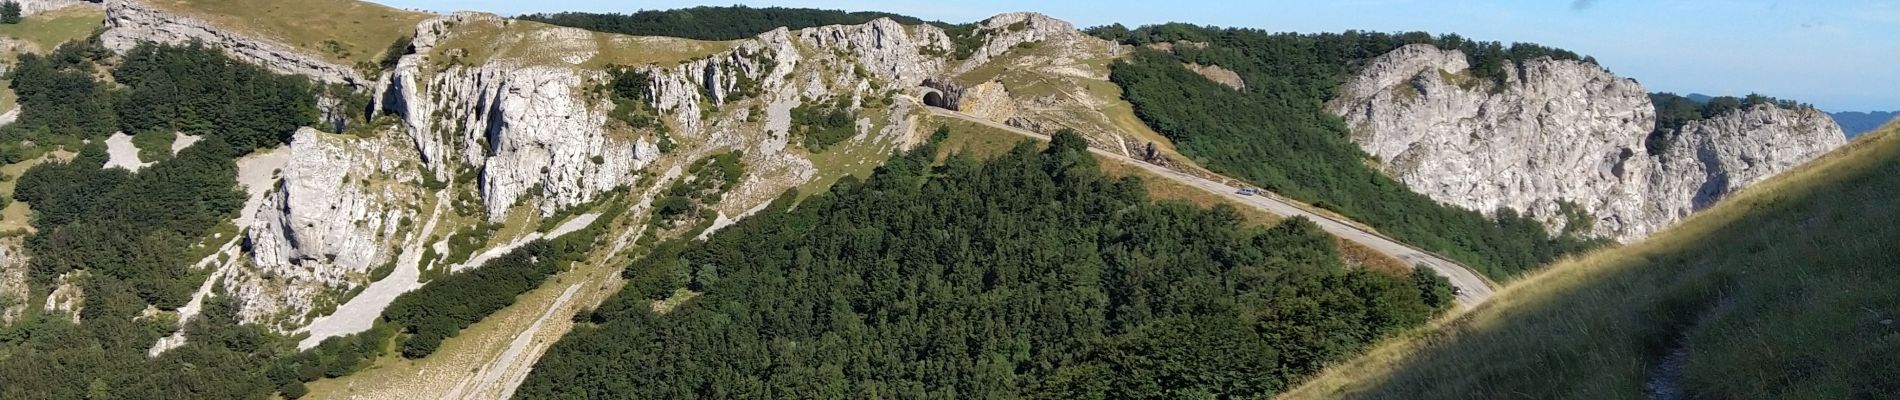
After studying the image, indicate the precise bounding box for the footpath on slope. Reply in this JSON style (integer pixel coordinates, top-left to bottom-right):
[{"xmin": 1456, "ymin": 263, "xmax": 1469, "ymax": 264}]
[{"xmin": 925, "ymin": 108, "xmax": 1498, "ymax": 305}]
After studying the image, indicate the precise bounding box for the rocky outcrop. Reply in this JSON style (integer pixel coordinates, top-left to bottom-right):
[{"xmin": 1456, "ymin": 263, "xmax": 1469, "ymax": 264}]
[
  {"xmin": 0, "ymin": 237, "xmax": 28, "ymax": 325},
  {"xmin": 958, "ymin": 12, "xmax": 1090, "ymax": 69},
  {"xmin": 1645, "ymin": 105, "xmax": 1845, "ymax": 221},
  {"xmin": 939, "ymin": 13, "xmax": 1150, "ymax": 157},
  {"xmin": 238, "ymin": 128, "xmax": 425, "ymax": 324},
  {"xmin": 100, "ymin": 0, "xmax": 368, "ymax": 88},
  {"xmin": 379, "ymin": 13, "xmax": 953, "ymax": 219},
  {"xmin": 1331, "ymin": 44, "xmax": 1844, "ymax": 241},
  {"xmin": 1187, "ymin": 63, "xmax": 1245, "ymax": 91},
  {"xmin": 42, "ymin": 270, "xmax": 83, "ymax": 322}
]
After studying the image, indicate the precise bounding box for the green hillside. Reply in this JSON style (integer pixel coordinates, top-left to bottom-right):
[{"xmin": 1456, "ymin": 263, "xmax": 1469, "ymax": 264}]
[
  {"xmin": 517, "ymin": 131, "xmax": 1455, "ymax": 398},
  {"xmin": 1285, "ymin": 124, "xmax": 1900, "ymax": 399}
]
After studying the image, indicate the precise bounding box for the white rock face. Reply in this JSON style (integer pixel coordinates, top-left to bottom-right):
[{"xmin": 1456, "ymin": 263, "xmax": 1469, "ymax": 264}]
[
  {"xmin": 239, "ymin": 128, "xmax": 423, "ymax": 324},
  {"xmin": 379, "ymin": 13, "xmax": 955, "ymax": 219},
  {"xmin": 380, "ymin": 13, "xmax": 661, "ymax": 218},
  {"xmin": 1644, "ymin": 105, "xmax": 1846, "ymax": 223},
  {"xmin": 42, "ymin": 271, "xmax": 83, "ymax": 322},
  {"xmin": 1331, "ymin": 44, "xmax": 1844, "ymax": 241},
  {"xmin": 959, "ymin": 12, "xmax": 1087, "ymax": 69},
  {"xmin": 100, "ymin": 0, "xmax": 368, "ymax": 88},
  {"xmin": 0, "ymin": 237, "xmax": 28, "ymax": 325}
]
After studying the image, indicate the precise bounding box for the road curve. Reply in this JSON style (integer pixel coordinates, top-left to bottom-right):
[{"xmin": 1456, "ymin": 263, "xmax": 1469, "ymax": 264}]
[{"xmin": 927, "ymin": 108, "xmax": 1497, "ymax": 305}]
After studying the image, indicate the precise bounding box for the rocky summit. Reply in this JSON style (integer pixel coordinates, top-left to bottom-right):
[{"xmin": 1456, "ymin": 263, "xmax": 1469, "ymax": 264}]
[
  {"xmin": 1331, "ymin": 44, "xmax": 1843, "ymax": 241},
  {"xmin": 0, "ymin": 1, "xmax": 1868, "ymax": 399}
]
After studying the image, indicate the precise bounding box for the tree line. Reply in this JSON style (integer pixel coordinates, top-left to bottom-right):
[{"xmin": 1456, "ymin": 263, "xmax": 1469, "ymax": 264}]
[
  {"xmin": 1089, "ymin": 23, "xmax": 1593, "ymax": 89},
  {"xmin": 520, "ymin": 6, "xmax": 930, "ymax": 41},
  {"xmin": 1095, "ymin": 24, "xmax": 1610, "ymax": 279},
  {"xmin": 1647, "ymin": 92, "xmax": 1811, "ymax": 155},
  {"xmin": 518, "ymin": 130, "xmax": 1453, "ymax": 398}
]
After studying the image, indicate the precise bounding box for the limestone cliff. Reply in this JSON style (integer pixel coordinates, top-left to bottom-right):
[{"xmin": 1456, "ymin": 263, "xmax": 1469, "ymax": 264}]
[
  {"xmin": 1645, "ymin": 104, "xmax": 1846, "ymax": 225},
  {"xmin": 236, "ymin": 128, "xmax": 426, "ymax": 324},
  {"xmin": 1330, "ymin": 44, "xmax": 1844, "ymax": 241},
  {"xmin": 378, "ymin": 12, "xmax": 944, "ymax": 219}
]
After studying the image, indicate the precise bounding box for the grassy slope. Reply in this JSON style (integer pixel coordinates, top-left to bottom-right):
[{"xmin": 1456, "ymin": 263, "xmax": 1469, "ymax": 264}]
[
  {"xmin": 0, "ymin": 6, "xmax": 104, "ymax": 53},
  {"xmin": 0, "ymin": 7, "xmax": 105, "ymax": 116},
  {"xmin": 1284, "ymin": 125, "xmax": 1900, "ymax": 399},
  {"xmin": 428, "ymin": 15, "xmax": 735, "ymax": 72},
  {"xmin": 953, "ymin": 41, "xmax": 1191, "ymax": 164},
  {"xmin": 145, "ymin": 0, "xmax": 427, "ymax": 67}
]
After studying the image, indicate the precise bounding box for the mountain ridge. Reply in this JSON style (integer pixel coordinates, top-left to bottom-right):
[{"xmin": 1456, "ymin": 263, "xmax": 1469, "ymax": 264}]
[
  {"xmin": 0, "ymin": 1, "xmax": 1867, "ymax": 398},
  {"xmin": 1830, "ymin": 110, "xmax": 1897, "ymax": 138},
  {"xmin": 1332, "ymin": 44, "xmax": 1844, "ymax": 242}
]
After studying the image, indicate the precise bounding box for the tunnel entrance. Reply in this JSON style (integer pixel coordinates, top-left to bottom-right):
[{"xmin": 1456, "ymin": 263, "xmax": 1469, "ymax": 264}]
[
  {"xmin": 923, "ymin": 90, "xmax": 946, "ymax": 109},
  {"xmin": 919, "ymin": 78, "xmax": 964, "ymax": 111}
]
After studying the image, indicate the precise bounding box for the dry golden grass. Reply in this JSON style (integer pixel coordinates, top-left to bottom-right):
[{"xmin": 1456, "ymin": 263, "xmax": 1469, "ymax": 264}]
[
  {"xmin": 429, "ymin": 16, "xmax": 734, "ymax": 72},
  {"xmin": 1337, "ymin": 238, "xmax": 1411, "ymax": 275},
  {"xmin": 146, "ymin": 0, "xmax": 427, "ymax": 67},
  {"xmin": 1284, "ymin": 126, "xmax": 1900, "ymax": 399}
]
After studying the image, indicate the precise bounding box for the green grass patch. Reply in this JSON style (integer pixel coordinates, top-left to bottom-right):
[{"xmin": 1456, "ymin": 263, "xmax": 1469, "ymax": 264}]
[
  {"xmin": 928, "ymin": 116, "xmax": 1033, "ymax": 161},
  {"xmin": 0, "ymin": 6, "xmax": 102, "ymax": 53},
  {"xmin": 131, "ymin": 129, "xmax": 176, "ymax": 162}
]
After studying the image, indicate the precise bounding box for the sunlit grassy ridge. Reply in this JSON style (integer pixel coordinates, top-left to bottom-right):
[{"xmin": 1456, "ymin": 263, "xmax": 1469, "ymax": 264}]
[
  {"xmin": 1284, "ymin": 124, "xmax": 1900, "ymax": 399},
  {"xmin": 426, "ymin": 15, "xmax": 737, "ymax": 73},
  {"xmin": 145, "ymin": 0, "xmax": 427, "ymax": 67}
]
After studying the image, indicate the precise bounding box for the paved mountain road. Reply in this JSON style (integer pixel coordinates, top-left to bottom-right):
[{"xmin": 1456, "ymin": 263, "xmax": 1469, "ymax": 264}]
[{"xmin": 926, "ymin": 108, "xmax": 1497, "ymax": 305}]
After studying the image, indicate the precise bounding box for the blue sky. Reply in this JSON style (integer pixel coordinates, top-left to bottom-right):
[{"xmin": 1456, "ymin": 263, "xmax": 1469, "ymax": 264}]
[{"xmin": 373, "ymin": 0, "xmax": 1899, "ymax": 112}]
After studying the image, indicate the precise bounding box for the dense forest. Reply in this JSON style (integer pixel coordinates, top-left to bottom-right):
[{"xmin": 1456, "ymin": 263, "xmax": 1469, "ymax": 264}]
[
  {"xmin": 0, "ymin": 37, "xmax": 325, "ymax": 398},
  {"xmin": 10, "ymin": 38, "xmax": 317, "ymax": 311},
  {"xmin": 1647, "ymin": 92, "xmax": 1810, "ymax": 155},
  {"xmin": 520, "ymin": 6, "xmax": 929, "ymax": 41},
  {"xmin": 518, "ymin": 131, "xmax": 1454, "ymax": 399},
  {"xmin": 1095, "ymin": 24, "xmax": 1609, "ymax": 279}
]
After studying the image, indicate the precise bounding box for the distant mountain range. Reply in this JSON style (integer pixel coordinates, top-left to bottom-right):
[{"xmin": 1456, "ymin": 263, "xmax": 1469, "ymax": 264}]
[
  {"xmin": 1827, "ymin": 111, "xmax": 1896, "ymax": 138},
  {"xmin": 1681, "ymin": 93, "xmax": 1889, "ymax": 138}
]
